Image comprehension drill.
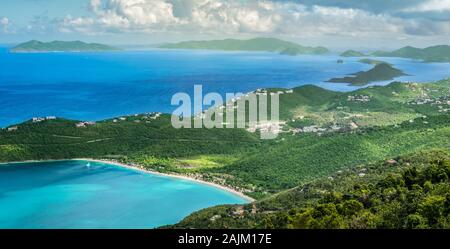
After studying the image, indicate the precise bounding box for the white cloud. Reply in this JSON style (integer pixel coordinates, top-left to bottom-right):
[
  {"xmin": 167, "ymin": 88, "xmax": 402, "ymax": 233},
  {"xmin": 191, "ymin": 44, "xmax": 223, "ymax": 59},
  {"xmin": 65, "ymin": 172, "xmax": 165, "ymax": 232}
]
[
  {"xmin": 53, "ymin": 0, "xmax": 450, "ymax": 38},
  {"xmin": 403, "ymin": 0, "xmax": 450, "ymax": 12},
  {"xmin": 1, "ymin": 17, "xmax": 9, "ymax": 33}
]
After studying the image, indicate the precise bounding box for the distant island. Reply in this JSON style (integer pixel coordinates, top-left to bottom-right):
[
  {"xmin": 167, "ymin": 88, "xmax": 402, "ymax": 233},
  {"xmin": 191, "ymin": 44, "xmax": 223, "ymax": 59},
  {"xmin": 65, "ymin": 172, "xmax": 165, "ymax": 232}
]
[
  {"xmin": 159, "ymin": 37, "xmax": 329, "ymax": 55},
  {"xmin": 340, "ymin": 50, "xmax": 366, "ymax": 57},
  {"xmin": 358, "ymin": 58, "xmax": 387, "ymax": 65},
  {"xmin": 11, "ymin": 40, "xmax": 121, "ymax": 52},
  {"xmin": 372, "ymin": 45, "xmax": 450, "ymax": 62},
  {"xmin": 327, "ymin": 63, "xmax": 407, "ymax": 86}
]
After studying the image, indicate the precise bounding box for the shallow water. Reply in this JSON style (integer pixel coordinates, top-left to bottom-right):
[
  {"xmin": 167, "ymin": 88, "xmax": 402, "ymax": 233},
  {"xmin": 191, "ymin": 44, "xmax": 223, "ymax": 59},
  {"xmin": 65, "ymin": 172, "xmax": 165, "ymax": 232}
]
[
  {"xmin": 0, "ymin": 47, "xmax": 449, "ymax": 127},
  {"xmin": 0, "ymin": 160, "xmax": 248, "ymax": 229}
]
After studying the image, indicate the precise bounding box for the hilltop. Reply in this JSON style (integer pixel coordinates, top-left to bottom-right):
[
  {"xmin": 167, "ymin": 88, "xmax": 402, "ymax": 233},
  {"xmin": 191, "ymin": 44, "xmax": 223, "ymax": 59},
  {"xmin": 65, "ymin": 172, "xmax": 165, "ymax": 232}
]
[
  {"xmin": 372, "ymin": 45, "xmax": 450, "ymax": 62},
  {"xmin": 340, "ymin": 50, "xmax": 366, "ymax": 57},
  {"xmin": 159, "ymin": 37, "xmax": 329, "ymax": 55},
  {"xmin": 11, "ymin": 40, "xmax": 121, "ymax": 52},
  {"xmin": 327, "ymin": 63, "xmax": 407, "ymax": 86}
]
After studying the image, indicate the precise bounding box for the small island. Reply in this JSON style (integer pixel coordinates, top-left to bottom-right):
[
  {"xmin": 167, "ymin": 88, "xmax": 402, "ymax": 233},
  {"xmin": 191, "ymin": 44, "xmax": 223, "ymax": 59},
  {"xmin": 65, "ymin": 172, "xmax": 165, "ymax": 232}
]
[
  {"xmin": 358, "ymin": 58, "xmax": 387, "ymax": 65},
  {"xmin": 327, "ymin": 63, "xmax": 407, "ymax": 86},
  {"xmin": 340, "ymin": 50, "xmax": 366, "ymax": 57},
  {"xmin": 11, "ymin": 40, "xmax": 121, "ymax": 53},
  {"xmin": 159, "ymin": 37, "xmax": 329, "ymax": 55},
  {"xmin": 371, "ymin": 45, "xmax": 450, "ymax": 62}
]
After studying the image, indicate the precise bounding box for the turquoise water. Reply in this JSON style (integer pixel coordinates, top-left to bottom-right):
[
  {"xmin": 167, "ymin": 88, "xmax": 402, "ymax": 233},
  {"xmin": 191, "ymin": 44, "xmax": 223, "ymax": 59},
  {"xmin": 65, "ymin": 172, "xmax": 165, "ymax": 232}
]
[
  {"xmin": 0, "ymin": 46, "xmax": 449, "ymax": 127},
  {"xmin": 0, "ymin": 160, "xmax": 248, "ymax": 229},
  {"xmin": 0, "ymin": 47, "xmax": 449, "ymax": 228}
]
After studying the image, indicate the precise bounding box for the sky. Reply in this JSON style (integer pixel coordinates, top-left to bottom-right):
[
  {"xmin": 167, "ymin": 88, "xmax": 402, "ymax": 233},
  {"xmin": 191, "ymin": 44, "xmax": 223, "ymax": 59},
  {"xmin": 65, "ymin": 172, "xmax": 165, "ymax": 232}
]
[{"xmin": 0, "ymin": 0, "xmax": 449, "ymax": 49}]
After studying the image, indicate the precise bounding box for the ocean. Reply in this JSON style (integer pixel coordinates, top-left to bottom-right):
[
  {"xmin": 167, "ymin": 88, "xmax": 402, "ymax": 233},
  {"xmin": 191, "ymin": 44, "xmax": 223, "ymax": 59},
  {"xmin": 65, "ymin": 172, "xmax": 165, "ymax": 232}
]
[
  {"xmin": 0, "ymin": 160, "xmax": 248, "ymax": 229},
  {"xmin": 0, "ymin": 46, "xmax": 449, "ymax": 127}
]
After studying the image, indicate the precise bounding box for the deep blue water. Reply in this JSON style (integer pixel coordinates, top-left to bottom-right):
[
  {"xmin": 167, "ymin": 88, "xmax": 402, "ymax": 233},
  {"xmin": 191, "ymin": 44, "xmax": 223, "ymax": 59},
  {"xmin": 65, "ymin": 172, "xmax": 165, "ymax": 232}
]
[
  {"xmin": 0, "ymin": 160, "xmax": 248, "ymax": 229},
  {"xmin": 0, "ymin": 46, "xmax": 449, "ymax": 127}
]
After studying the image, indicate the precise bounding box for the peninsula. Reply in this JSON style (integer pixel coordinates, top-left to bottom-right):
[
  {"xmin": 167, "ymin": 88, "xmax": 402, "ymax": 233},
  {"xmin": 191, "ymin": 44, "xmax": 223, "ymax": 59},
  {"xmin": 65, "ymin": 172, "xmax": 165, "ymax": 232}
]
[{"xmin": 327, "ymin": 63, "xmax": 407, "ymax": 86}]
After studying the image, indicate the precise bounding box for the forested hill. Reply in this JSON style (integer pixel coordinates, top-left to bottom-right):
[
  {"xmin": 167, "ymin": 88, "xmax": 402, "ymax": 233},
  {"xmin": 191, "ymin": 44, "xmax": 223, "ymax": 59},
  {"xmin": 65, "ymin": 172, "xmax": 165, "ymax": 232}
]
[
  {"xmin": 167, "ymin": 150, "xmax": 450, "ymax": 229},
  {"xmin": 159, "ymin": 37, "xmax": 329, "ymax": 55},
  {"xmin": 1, "ymin": 79, "xmax": 449, "ymax": 200},
  {"xmin": 327, "ymin": 63, "xmax": 406, "ymax": 86},
  {"xmin": 372, "ymin": 45, "xmax": 450, "ymax": 62}
]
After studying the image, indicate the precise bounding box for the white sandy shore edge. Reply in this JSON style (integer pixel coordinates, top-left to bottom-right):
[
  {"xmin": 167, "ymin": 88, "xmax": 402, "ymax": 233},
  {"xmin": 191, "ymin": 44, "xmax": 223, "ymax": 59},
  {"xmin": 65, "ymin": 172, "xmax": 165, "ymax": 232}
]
[{"xmin": 0, "ymin": 158, "xmax": 255, "ymax": 202}]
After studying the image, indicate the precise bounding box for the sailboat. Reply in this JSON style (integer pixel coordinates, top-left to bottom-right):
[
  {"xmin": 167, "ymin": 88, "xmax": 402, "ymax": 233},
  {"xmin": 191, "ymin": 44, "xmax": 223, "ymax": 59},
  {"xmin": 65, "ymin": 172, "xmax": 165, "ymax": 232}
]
[{"xmin": 86, "ymin": 162, "xmax": 91, "ymax": 167}]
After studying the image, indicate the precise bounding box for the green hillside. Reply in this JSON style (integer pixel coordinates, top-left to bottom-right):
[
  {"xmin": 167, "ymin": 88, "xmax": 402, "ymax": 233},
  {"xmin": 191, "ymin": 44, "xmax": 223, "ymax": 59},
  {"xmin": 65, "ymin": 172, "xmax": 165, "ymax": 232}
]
[
  {"xmin": 159, "ymin": 37, "xmax": 329, "ymax": 54},
  {"xmin": 327, "ymin": 63, "xmax": 407, "ymax": 86},
  {"xmin": 168, "ymin": 150, "xmax": 450, "ymax": 229},
  {"xmin": 340, "ymin": 50, "xmax": 366, "ymax": 57},
  {"xmin": 11, "ymin": 40, "xmax": 120, "ymax": 52},
  {"xmin": 372, "ymin": 45, "xmax": 450, "ymax": 62},
  {"xmin": 1, "ymin": 79, "xmax": 449, "ymax": 200}
]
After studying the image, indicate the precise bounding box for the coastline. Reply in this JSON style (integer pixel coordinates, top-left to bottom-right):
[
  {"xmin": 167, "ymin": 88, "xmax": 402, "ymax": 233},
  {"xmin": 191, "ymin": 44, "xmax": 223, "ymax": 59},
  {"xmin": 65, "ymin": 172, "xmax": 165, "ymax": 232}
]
[{"xmin": 0, "ymin": 158, "xmax": 255, "ymax": 202}]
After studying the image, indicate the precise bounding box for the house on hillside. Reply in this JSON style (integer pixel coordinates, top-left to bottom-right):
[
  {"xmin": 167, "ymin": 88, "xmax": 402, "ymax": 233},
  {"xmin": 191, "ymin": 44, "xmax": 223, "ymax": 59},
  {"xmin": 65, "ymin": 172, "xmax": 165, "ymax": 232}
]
[
  {"xmin": 75, "ymin": 121, "xmax": 96, "ymax": 128},
  {"xmin": 32, "ymin": 117, "xmax": 45, "ymax": 123}
]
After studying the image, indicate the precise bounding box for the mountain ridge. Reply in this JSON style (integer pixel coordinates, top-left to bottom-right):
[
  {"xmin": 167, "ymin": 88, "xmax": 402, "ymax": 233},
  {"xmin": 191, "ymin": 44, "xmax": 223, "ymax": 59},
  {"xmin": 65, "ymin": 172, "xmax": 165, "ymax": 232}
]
[
  {"xmin": 159, "ymin": 37, "xmax": 329, "ymax": 55},
  {"xmin": 372, "ymin": 45, "xmax": 450, "ymax": 62}
]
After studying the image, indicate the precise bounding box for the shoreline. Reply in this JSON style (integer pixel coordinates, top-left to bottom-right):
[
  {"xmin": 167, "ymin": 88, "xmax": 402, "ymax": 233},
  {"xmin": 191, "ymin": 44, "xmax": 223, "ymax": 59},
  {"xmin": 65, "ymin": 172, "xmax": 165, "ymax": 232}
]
[{"xmin": 0, "ymin": 158, "xmax": 255, "ymax": 202}]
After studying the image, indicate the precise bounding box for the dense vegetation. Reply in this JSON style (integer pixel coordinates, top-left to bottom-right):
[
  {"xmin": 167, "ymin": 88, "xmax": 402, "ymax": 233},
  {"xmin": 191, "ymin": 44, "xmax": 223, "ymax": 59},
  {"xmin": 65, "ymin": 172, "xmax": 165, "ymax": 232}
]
[
  {"xmin": 167, "ymin": 150, "xmax": 450, "ymax": 229},
  {"xmin": 1, "ymin": 77, "xmax": 449, "ymax": 228},
  {"xmin": 159, "ymin": 37, "xmax": 329, "ymax": 54},
  {"xmin": 11, "ymin": 40, "xmax": 120, "ymax": 52},
  {"xmin": 372, "ymin": 45, "xmax": 450, "ymax": 62},
  {"xmin": 212, "ymin": 115, "xmax": 449, "ymax": 197},
  {"xmin": 1, "ymin": 80, "xmax": 449, "ymax": 198},
  {"xmin": 327, "ymin": 63, "xmax": 406, "ymax": 86},
  {"xmin": 0, "ymin": 115, "xmax": 260, "ymax": 161}
]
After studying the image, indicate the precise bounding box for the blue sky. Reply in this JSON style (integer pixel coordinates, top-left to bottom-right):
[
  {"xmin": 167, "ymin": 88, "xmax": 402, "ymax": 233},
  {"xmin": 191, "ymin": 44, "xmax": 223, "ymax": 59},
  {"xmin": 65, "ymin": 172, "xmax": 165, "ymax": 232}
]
[{"xmin": 0, "ymin": 0, "xmax": 449, "ymax": 49}]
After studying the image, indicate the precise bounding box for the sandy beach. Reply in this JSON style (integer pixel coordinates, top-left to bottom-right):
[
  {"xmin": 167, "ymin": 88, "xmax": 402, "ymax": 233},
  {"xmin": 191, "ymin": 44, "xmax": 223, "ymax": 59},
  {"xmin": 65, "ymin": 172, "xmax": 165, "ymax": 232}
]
[{"xmin": 0, "ymin": 158, "xmax": 255, "ymax": 202}]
